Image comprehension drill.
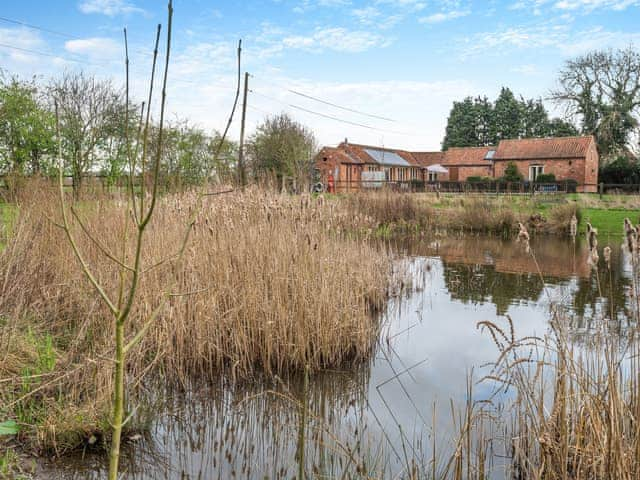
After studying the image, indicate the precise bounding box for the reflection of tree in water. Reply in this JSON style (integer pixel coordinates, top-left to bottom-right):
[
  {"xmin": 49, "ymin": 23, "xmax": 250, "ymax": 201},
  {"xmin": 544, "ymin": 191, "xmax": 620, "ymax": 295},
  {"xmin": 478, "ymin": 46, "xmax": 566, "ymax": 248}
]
[
  {"xmin": 43, "ymin": 361, "xmax": 380, "ymax": 480},
  {"xmin": 442, "ymin": 262, "xmax": 546, "ymax": 315},
  {"xmin": 571, "ymin": 248, "xmax": 633, "ymax": 326}
]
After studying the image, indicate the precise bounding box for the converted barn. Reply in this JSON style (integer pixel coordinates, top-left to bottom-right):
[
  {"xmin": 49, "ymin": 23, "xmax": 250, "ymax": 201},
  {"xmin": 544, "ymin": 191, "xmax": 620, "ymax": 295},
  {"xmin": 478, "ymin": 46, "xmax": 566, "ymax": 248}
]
[{"xmin": 315, "ymin": 136, "xmax": 598, "ymax": 193}]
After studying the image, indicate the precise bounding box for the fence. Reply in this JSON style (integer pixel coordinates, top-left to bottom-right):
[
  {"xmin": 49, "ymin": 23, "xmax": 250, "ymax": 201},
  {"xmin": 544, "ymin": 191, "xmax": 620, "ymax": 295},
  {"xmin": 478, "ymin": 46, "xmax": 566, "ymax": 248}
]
[
  {"xmin": 599, "ymin": 183, "xmax": 640, "ymax": 194},
  {"xmin": 330, "ymin": 180, "xmax": 579, "ymax": 194}
]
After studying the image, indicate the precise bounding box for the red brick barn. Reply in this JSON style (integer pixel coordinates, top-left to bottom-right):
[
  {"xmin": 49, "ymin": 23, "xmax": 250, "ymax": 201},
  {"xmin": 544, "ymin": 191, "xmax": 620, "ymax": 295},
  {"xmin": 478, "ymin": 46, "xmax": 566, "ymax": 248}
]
[{"xmin": 491, "ymin": 136, "xmax": 598, "ymax": 192}]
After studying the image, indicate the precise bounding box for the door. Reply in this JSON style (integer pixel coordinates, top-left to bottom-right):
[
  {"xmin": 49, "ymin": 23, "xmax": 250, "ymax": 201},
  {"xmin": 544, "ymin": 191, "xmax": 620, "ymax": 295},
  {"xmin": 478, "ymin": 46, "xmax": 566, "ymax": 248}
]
[{"xmin": 449, "ymin": 167, "xmax": 459, "ymax": 181}]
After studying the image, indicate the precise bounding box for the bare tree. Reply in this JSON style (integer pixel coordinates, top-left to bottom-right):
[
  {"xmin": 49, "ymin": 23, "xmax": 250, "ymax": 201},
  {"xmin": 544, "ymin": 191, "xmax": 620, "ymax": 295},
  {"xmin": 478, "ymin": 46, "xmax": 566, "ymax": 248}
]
[
  {"xmin": 50, "ymin": 71, "xmax": 125, "ymax": 196},
  {"xmin": 550, "ymin": 47, "xmax": 640, "ymax": 160},
  {"xmin": 55, "ymin": 4, "xmax": 241, "ymax": 478},
  {"xmin": 248, "ymin": 113, "xmax": 317, "ymax": 189}
]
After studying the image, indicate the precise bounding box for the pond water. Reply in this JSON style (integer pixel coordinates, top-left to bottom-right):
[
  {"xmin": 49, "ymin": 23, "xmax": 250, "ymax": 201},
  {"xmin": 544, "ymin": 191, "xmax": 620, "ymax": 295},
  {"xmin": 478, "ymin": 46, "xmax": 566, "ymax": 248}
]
[{"xmin": 42, "ymin": 234, "xmax": 637, "ymax": 479}]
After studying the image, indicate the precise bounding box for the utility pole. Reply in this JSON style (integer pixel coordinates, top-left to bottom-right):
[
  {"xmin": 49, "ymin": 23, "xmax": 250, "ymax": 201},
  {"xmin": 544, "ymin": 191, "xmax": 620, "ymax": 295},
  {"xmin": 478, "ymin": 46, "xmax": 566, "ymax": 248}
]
[{"xmin": 238, "ymin": 71, "xmax": 249, "ymax": 187}]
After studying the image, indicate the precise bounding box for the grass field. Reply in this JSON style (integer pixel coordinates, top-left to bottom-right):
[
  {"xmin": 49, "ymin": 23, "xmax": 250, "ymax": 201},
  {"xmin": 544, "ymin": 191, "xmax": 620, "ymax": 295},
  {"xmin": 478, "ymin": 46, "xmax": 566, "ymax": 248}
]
[{"xmin": 429, "ymin": 192, "xmax": 640, "ymax": 235}]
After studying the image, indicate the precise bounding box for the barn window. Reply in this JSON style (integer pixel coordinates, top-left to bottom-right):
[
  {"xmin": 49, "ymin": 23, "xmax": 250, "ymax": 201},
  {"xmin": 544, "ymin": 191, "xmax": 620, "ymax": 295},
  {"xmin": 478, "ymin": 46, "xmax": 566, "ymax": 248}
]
[{"xmin": 529, "ymin": 165, "xmax": 544, "ymax": 181}]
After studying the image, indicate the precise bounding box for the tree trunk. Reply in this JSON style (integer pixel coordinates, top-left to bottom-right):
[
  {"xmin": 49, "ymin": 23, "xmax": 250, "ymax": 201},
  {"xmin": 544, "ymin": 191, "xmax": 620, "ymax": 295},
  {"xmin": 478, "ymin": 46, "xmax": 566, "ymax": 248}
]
[{"xmin": 108, "ymin": 321, "xmax": 125, "ymax": 480}]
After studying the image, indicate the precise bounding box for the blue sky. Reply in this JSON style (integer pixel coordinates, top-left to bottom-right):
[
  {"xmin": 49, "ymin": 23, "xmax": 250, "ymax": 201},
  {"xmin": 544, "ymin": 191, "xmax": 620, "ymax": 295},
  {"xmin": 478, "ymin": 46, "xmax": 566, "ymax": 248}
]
[{"xmin": 1, "ymin": 0, "xmax": 640, "ymax": 150}]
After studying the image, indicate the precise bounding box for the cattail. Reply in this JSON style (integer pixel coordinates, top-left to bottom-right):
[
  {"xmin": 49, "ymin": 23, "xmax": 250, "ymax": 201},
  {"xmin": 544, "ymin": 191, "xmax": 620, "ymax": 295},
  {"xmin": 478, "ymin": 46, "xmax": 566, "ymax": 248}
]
[
  {"xmin": 603, "ymin": 246, "xmax": 611, "ymax": 267},
  {"xmin": 623, "ymin": 218, "xmax": 637, "ymax": 256},
  {"xmin": 586, "ymin": 222, "xmax": 598, "ymax": 251},
  {"xmin": 516, "ymin": 222, "xmax": 530, "ymax": 253},
  {"xmin": 586, "ymin": 223, "xmax": 599, "ymax": 268},
  {"xmin": 569, "ymin": 214, "xmax": 577, "ymax": 237}
]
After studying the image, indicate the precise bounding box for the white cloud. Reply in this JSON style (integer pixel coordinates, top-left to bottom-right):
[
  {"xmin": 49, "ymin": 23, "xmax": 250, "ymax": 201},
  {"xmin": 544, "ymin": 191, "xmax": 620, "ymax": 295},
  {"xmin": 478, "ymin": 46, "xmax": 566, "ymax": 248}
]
[
  {"xmin": 554, "ymin": 0, "xmax": 638, "ymax": 10},
  {"xmin": 420, "ymin": 9, "xmax": 471, "ymax": 23},
  {"xmin": 352, "ymin": 6, "xmax": 382, "ymax": 23},
  {"xmin": 78, "ymin": 0, "xmax": 144, "ymax": 16},
  {"xmin": 460, "ymin": 23, "xmax": 640, "ymax": 58},
  {"xmin": 279, "ymin": 27, "xmax": 391, "ymax": 53},
  {"xmin": 277, "ymin": 79, "xmax": 475, "ymax": 150},
  {"xmin": 507, "ymin": 0, "xmax": 638, "ymax": 13},
  {"xmin": 65, "ymin": 37, "xmax": 121, "ymax": 60},
  {"xmin": 510, "ymin": 64, "xmax": 540, "ymax": 75},
  {"xmin": 0, "ymin": 27, "xmax": 44, "ymax": 49},
  {"xmin": 293, "ymin": 0, "xmax": 350, "ymax": 13},
  {"xmin": 375, "ymin": 0, "xmax": 427, "ymax": 11},
  {"xmin": 352, "ymin": 6, "xmax": 403, "ymax": 29},
  {"xmin": 558, "ymin": 26, "xmax": 640, "ymax": 54},
  {"xmin": 0, "ymin": 27, "xmax": 47, "ymax": 64}
]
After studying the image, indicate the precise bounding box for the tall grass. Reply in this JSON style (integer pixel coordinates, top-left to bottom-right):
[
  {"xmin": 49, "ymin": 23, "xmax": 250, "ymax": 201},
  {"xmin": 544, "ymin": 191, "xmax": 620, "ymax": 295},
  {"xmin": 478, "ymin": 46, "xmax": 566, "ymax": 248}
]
[
  {"xmin": 343, "ymin": 191, "xmax": 577, "ymax": 236},
  {"xmin": 0, "ymin": 186, "xmax": 395, "ymax": 452},
  {"xmin": 477, "ymin": 220, "xmax": 640, "ymax": 480}
]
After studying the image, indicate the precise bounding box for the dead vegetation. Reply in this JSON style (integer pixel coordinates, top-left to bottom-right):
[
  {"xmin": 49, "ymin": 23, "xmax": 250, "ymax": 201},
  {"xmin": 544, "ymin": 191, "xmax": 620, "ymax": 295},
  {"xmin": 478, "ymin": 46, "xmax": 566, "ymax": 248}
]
[
  {"xmin": 344, "ymin": 190, "xmax": 578, "ymax": 236},
  {"xmin": 0, "ymin": 186, "xmax": 395, "ymax": 453}
]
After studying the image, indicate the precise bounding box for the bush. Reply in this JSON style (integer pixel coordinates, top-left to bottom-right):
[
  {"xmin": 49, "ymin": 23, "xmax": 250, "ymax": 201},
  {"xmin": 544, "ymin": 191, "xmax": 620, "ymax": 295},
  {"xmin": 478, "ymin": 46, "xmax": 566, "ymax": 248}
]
[
  {"xmin": 534, "ymin": 173, "xmax": 556, "ymax": 183},
  {"xmin": 501, "ymin": 162, "xmax": 523, "ymax": 182},
  {"xmin": 599, "ymin": 156, "xmax": 640, "ymax": 184},
  {"xmin": 467, "ymin": 176, "xmax": 494, "ymax": 183}
]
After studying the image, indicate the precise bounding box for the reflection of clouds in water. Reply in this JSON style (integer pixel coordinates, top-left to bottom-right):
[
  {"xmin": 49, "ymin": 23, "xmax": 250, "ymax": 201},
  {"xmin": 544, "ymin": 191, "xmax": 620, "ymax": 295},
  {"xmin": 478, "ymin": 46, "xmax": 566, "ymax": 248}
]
[
  {"xmin": 368, "ymin": 257, "xmax": 550, "ymax": 447},
  {"xmin": 44, "ymin": 237, "xmax": 635, "ymax": 479}
]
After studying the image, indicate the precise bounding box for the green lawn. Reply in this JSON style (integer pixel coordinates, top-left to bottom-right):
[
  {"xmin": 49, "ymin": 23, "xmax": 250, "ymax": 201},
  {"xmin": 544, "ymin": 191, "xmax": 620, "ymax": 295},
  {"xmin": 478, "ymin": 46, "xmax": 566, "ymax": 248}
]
[
  {"xmin": 579, "ymin": 207, "xmax": 637, "ymax": 236},
  {"xmin": 0, "ymin": 204, "xmax": 17, "ymax": 250}
]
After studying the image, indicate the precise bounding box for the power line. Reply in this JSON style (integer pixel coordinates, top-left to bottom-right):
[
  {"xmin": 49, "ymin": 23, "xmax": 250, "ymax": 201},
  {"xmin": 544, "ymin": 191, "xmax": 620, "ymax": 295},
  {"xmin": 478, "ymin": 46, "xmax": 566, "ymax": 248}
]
[
  {"xmin": 0, "ymin": 41, "xmax": 237, "ymax": 91},
  {"xmin": 0, "ymin": 14, "xmax": 154, "ymax": 58},
  {"xmin": 0, "ymin": 15, "xmax": 79, "ymax": 39},
  {"xmin": 250, "ymin": 73, "xmax": 396, "ymax": 123},
  {"xmin": 249, "ymin": 88, "xmax": 423, "ymax": 137},
  {"xmin": 0, "ymin": 42, "xmax": 102, "ymax": 64}
]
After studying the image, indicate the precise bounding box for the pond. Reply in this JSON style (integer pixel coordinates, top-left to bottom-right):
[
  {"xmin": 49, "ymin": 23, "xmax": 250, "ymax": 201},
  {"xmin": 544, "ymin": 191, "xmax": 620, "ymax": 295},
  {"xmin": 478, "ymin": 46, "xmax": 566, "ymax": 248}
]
[{"xmin": 42, "ymin": 233, "xmax": 636, "ymax": 479}]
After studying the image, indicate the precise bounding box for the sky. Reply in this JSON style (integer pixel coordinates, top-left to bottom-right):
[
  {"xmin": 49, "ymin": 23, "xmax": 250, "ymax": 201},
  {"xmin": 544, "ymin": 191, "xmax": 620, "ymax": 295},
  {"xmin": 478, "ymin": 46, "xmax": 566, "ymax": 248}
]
[{"xmin": 1, "ymin": 0, "xmax": 639, "ymax": 151}]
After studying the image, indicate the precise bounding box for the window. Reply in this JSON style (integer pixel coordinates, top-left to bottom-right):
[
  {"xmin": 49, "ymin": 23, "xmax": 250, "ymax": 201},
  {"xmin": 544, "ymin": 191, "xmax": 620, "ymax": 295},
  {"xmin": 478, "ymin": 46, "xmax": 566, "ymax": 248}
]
[
  {"xmin": 428, "ymin": 172, "xmax": 438, "ymax": 182},
  {"xmin": 529, "ymin": 165, "xmax": 544, "ymax": 181}
]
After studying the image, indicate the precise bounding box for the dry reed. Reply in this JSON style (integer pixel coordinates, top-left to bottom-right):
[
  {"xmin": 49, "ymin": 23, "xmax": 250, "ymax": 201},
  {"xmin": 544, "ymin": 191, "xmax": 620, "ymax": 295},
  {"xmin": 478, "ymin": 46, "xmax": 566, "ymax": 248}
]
[{"xmin": 0, "ymin": 185, "xmax": 395, "ymax": 452}]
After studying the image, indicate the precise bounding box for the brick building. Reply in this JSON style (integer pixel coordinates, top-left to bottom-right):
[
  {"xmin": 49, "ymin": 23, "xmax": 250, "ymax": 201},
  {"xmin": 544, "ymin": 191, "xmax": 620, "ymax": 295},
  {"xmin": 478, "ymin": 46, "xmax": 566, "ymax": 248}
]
[
  {"xmin": 491, "ymin": 136, "xmax": 598, "ymax": 192},
  {"xmin": 315, "ymin": 136, "xmax": 598, "ymax": 193}
]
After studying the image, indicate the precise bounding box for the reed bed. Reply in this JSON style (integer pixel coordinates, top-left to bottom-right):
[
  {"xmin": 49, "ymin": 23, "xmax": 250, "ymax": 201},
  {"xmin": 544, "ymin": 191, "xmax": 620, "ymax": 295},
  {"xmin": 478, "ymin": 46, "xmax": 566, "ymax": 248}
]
[
  {"xmin": 342, "ymin": 190, "xmax": 577, "ymax": 236},
  {"xmin": 477, "ymin": 220, "xmax": 640, "ymax": 480},
  {"xmin": 0, "ymin": 186, "xmax": 395, "ymax": 453}
]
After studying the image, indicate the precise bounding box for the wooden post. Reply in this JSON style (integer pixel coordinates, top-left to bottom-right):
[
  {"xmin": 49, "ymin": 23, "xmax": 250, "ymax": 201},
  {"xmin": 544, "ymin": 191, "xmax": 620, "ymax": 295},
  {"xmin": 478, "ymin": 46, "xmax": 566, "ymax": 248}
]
[{"xmin": 238, "ymin": 71, "xmax": 249, "ymax": 188}]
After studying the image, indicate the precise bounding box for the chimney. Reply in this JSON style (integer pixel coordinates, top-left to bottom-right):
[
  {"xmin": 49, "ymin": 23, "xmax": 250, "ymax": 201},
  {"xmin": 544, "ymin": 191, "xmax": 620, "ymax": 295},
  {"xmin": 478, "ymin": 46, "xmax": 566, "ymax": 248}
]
[{"xmin": 344, "ymin": 137, "xmax": 348, "ymax": 145}]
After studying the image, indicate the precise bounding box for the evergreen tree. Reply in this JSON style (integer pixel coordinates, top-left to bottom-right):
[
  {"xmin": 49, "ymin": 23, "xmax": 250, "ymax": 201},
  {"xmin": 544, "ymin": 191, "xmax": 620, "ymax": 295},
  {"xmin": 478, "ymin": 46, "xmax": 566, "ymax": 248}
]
[
  {"xmin": 442, "ymin": 87, "xmax": 580, "ymax": 150},
  {"xmin": 442, "ymin": 97, "xmax": 478, "ymax": 150}
]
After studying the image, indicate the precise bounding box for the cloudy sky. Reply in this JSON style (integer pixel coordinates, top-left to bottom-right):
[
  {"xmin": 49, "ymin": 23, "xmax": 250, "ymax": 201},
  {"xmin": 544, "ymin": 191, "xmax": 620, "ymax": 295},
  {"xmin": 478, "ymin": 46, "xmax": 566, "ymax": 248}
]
[{"xmin": 1, "ymin": 0, "xmax": 639, "ymax": 150}]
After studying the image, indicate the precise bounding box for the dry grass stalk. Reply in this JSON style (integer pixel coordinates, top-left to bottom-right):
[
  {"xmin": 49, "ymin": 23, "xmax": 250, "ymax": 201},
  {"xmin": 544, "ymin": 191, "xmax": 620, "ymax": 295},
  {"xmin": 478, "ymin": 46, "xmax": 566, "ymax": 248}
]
[{"xmin": 0, "ymin": 186, "xmax": 394, "ymax": 453}]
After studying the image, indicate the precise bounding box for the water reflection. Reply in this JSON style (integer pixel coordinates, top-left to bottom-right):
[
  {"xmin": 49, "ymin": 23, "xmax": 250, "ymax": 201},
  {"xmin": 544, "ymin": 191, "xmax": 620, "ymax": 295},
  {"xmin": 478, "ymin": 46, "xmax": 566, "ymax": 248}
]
[{"xmin": 44, "ymin": 234, "xmax": 636, "ymax": 479}]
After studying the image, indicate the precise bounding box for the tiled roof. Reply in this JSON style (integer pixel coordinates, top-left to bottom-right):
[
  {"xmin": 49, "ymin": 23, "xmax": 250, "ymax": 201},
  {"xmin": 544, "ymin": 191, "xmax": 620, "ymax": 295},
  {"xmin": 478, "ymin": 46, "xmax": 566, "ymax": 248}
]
[
  {"xmin": 340, "ymin": 142, "xmax": 421, "ymax": 166},
  {"xmin": 443, "ymin": 146, "xmax": 493, "ymax": 166},
  {"xmin": 493, "ymin": 136, "xmax": 594, "ymax": 160},
  {"xmin": 412, "ymin": 152, "xmax": 445, "ymax": 167},
  {"xmin": 316, "ymin": 146, "xmax": 360, "ymax": 164},
  {"xmin": 318, "ymin": 135, "xmax": 595, "ymax": 168}
]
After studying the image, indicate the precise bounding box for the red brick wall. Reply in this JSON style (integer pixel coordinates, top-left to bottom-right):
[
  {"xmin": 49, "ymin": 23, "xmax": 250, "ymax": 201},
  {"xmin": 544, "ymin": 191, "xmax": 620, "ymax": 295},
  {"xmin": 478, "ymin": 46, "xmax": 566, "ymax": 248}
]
[
  {"xmin": 493, "ymin": 158, "xmax": 587, "ymax": 186},
  {"xmin": 458, "ymin": 165, "xmax": 493, "ymax": 180},
  {"xmin": 583, "ymin": 140, "xmax": 599, "ymax": 192}
]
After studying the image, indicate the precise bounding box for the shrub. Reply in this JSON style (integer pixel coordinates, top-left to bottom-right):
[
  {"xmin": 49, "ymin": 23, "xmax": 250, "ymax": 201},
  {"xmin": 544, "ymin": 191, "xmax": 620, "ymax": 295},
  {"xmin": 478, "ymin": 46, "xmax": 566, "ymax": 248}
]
[
  {"xmin": 599, "ymin": 155, "xmax": 640, "ymax": 184},
  {"xmin": 534, "ymin": 173, "xmax": 556, "ymax": 183},
  {"xmin": 501, "ymin": 162, "xmax": 523, "ymax": 182},
  {"xmin": 466, "ymin": 176, "xmax": 494, "ymax": 183}
]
